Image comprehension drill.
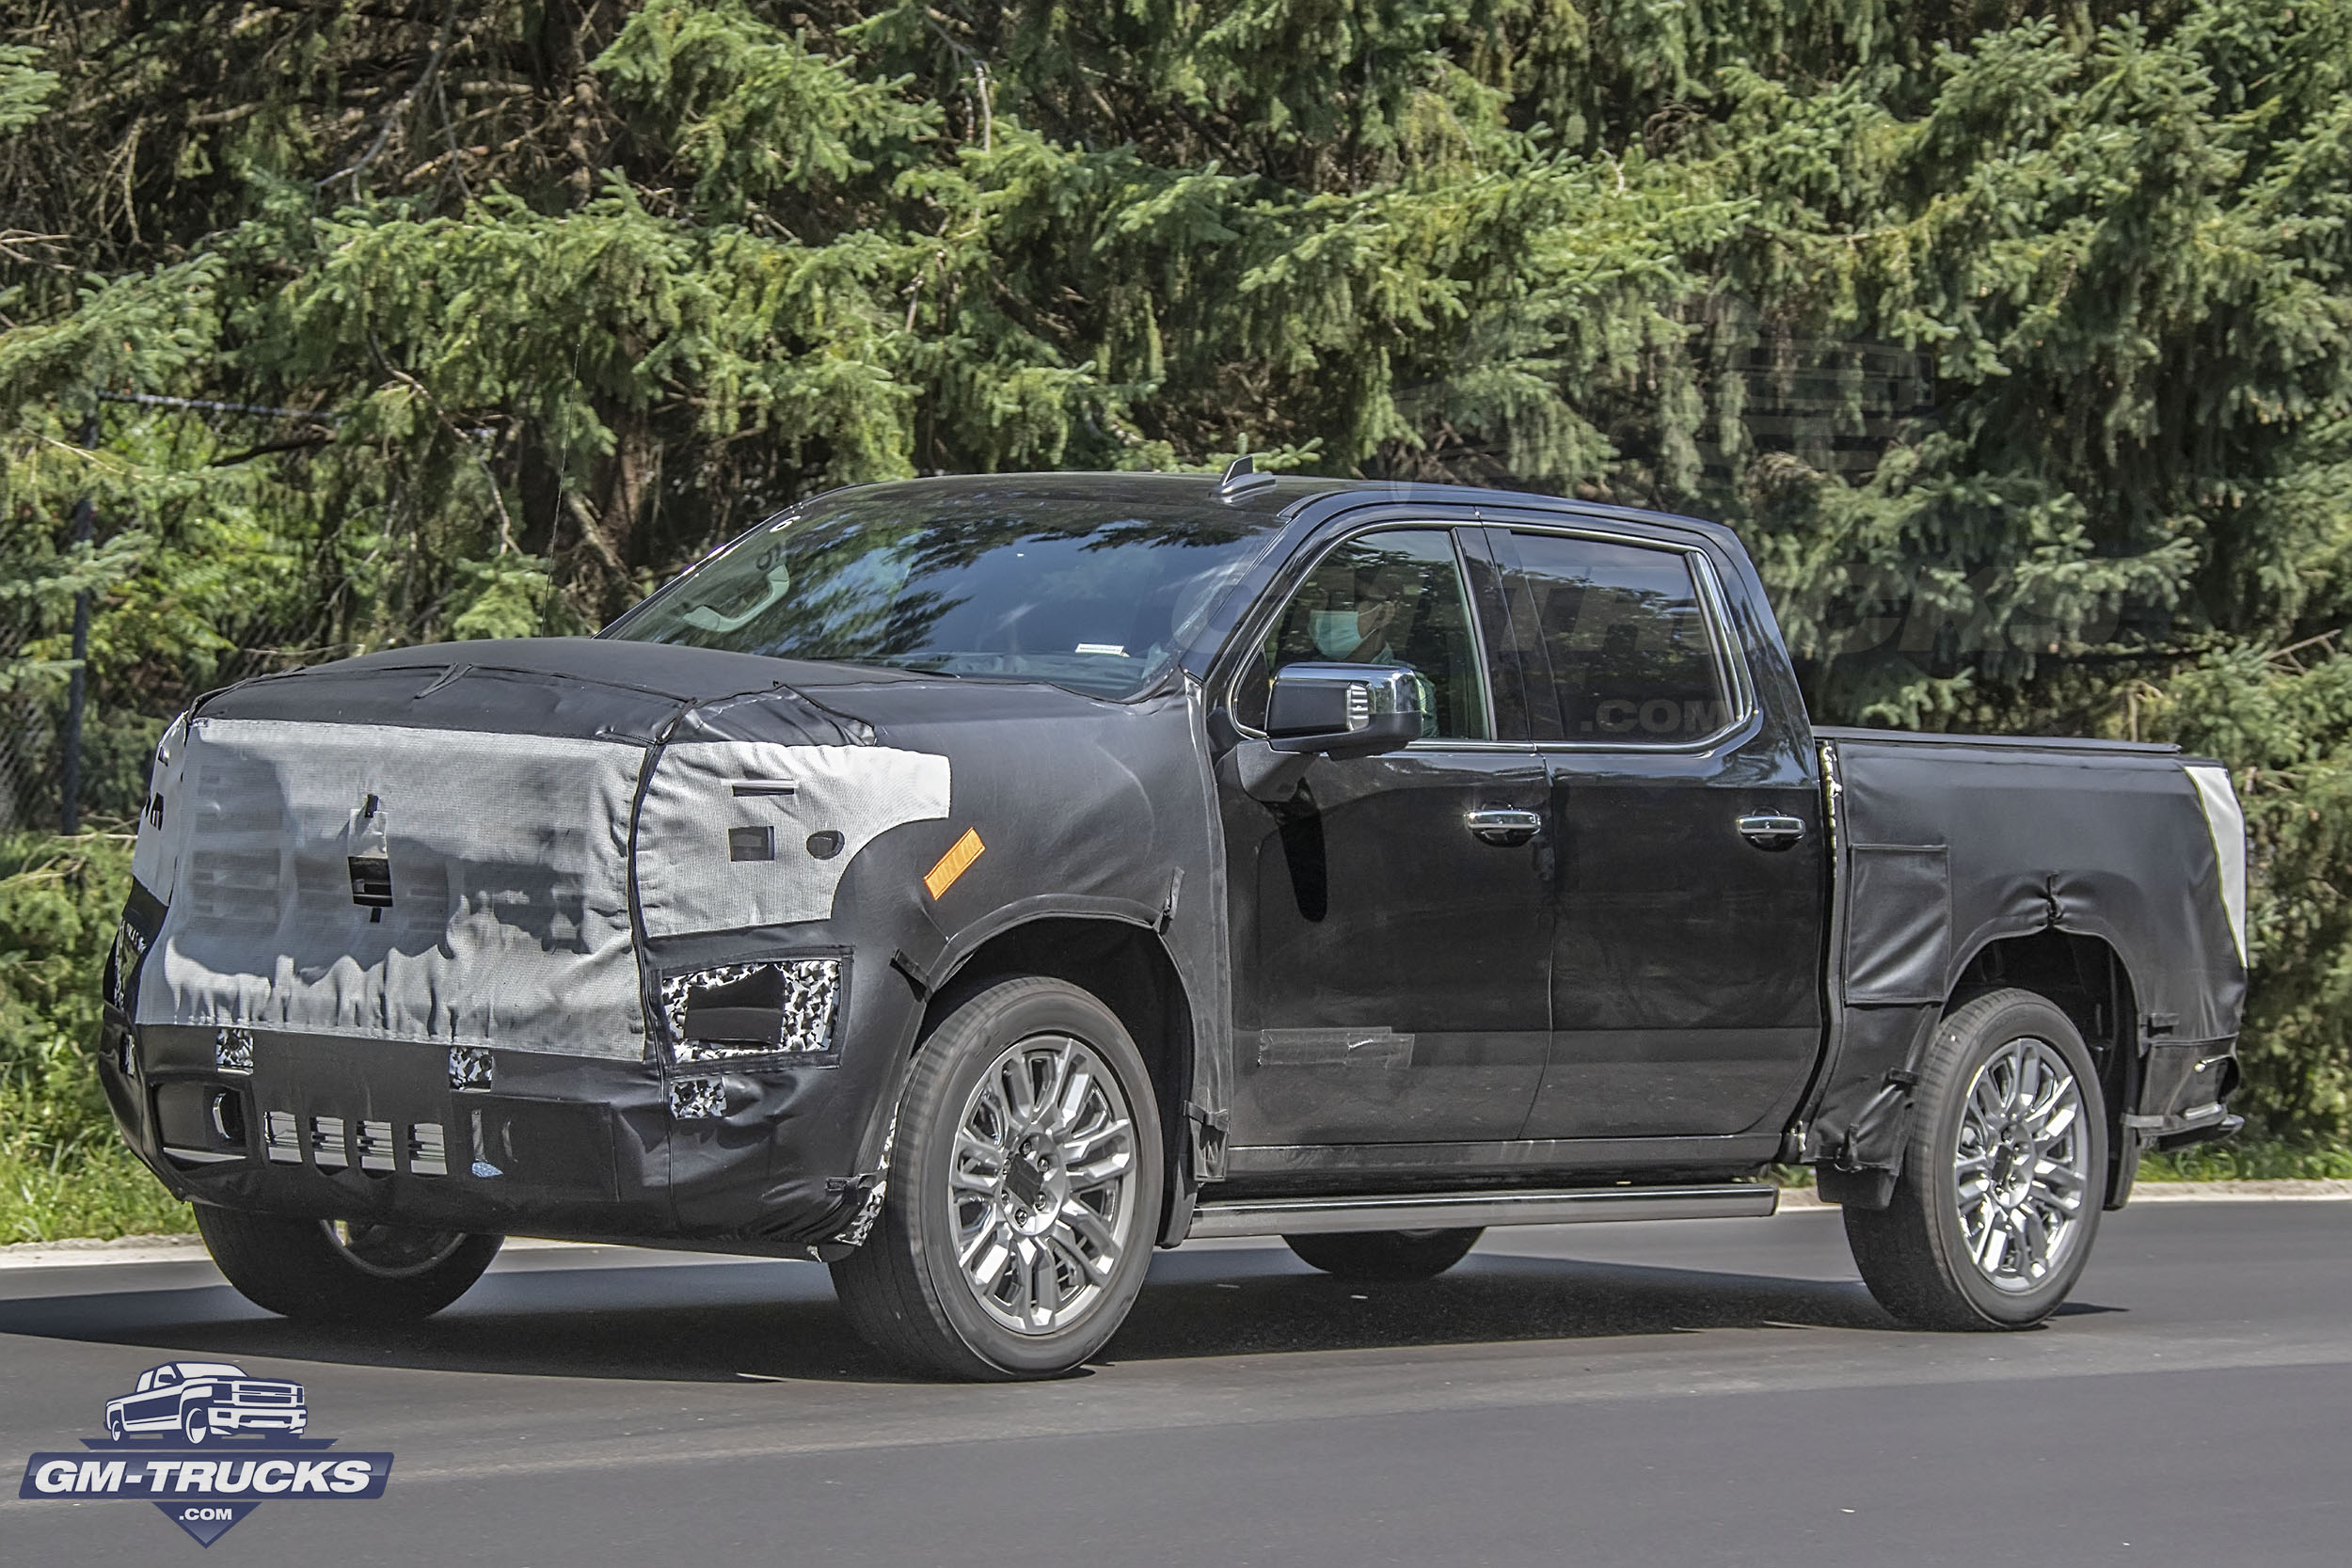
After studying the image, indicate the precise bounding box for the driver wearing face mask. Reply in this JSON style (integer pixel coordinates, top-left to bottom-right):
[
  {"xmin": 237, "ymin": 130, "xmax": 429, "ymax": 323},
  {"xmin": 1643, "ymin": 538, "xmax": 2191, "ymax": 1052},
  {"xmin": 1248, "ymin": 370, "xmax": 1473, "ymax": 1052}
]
[{"xmin": 1297, "ymin": 560, "xmax": 1439, "ymax": 737}]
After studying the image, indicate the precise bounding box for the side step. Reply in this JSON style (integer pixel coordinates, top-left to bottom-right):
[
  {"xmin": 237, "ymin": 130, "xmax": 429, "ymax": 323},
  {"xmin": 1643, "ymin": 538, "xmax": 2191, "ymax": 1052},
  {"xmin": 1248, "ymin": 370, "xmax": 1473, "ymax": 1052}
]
[{"xmin": 1187, "ymin": 1182, "xmax": 1776, "ymax": 1240}]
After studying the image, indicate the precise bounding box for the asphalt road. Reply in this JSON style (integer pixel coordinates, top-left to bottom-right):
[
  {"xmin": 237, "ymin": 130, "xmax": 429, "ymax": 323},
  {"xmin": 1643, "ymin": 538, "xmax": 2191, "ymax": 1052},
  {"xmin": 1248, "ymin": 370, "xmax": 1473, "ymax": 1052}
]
[{"xmin": 4, "ymin": 1198, "xmax": 2346, "ymax": 1567}]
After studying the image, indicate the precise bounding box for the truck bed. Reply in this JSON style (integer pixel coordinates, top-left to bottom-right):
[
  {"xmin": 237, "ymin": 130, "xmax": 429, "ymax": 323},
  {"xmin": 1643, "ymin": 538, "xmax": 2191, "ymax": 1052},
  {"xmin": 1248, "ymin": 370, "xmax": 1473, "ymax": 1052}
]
[{"xmin": 1804, "ymin": 726, "xmax": 2248, "ymax": 1186}]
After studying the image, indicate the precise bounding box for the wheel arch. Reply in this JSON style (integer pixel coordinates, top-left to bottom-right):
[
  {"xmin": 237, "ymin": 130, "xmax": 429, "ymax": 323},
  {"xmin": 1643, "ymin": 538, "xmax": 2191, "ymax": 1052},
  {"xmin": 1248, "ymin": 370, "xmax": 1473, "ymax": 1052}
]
[
  {"xmin": 1820, "ymin": 929, "xmax": 2145, "ymax": 1211},
  {"xmin": 922, "ymin": 914, "xmax": 1198, "ymax": 1244},
  {"xmin": 1947, "ymin": 929, "xmax": 2141, "ymax": 1207}
]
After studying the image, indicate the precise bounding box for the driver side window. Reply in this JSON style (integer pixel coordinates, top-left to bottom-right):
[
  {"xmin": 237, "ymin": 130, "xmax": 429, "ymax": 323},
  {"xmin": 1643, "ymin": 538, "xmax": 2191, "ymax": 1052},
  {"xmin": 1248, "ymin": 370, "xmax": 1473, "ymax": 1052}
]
[{"xmin": 1234, "ymin": 529, "xmax": 1489, "ymax": 740}]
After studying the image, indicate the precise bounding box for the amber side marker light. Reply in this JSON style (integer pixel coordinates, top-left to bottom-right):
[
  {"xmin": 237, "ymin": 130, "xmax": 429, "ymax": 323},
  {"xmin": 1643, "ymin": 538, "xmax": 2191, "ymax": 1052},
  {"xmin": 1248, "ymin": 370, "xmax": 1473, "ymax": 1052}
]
[{"xmin": 924, "ymin": 828, "xmax": 986, "ymax": 900}]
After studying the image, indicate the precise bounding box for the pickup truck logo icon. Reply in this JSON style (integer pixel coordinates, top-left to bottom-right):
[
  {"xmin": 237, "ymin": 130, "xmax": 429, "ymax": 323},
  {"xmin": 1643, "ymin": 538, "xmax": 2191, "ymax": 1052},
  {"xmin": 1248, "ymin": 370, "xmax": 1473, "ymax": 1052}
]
[
  {"xmin": 21, "ymin": 1361, "xmax": 387, "ymax": 1546},
  {"xmin": 105, "ymin": 1361, "xmax": 308, "ymax": 1444}
]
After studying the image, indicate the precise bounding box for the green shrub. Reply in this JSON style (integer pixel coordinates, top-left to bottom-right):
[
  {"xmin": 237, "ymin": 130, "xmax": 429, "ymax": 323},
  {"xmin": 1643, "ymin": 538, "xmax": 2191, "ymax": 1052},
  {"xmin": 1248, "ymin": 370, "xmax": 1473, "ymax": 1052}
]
[
  {"xmin": 2139, "ymin": 1140, "xmax": 2352, "ymax": 1182},
  {"xmin": 0, "ymin": 829, "xmax": 186, "ymax": 1240}
]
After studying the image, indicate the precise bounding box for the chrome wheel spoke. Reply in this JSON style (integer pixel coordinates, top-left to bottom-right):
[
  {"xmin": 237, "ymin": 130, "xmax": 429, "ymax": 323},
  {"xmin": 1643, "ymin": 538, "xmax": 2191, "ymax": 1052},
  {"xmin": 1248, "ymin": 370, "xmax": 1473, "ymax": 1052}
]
[
  {"xmin": 946, "ymin": 1033, "xmax": 1137, "ymax": 1337},
  {"xmin": 964, "ymin": 1232, "xmax": 1011, "ymax": 1293},
  {"xmin": 1055, "ymin": 1067, "xmax": 1094, "ymax": 1133},
  {"xmin": 2032, "ymin": 1157, "xmax": 2086, "ymax": 1207},
  {"xmin": 1061, "ymin": 1116, "xmax": 1132, "ymax": 1175},
  {"xmin": 2017, "ymin": 1211, "xmax": 2050, "ymax": 1278},
  {"xmin": 1044, "ymin": 1225, "xmax": 1107, "ymax": 1287},
  {"xmin": 1969, "ymin": 1076, "xmax": 2005, "ymax": 1126},
  {"xmin": 1000, "ymin": 1056, "xmax": 1038, "ymax": 1123},
  {"xmin": 1019, "ymin": 1237, "xmax": 1063, "ymax": 1326},
  {"xmin": 1976, "ymin": 1219, "xmax": 2010, "ymax": 1274},
  {"xmin": 2012, "ymin": 1047, "xmax": 2040, "ymax": 1106},
  {"xmin": 1951, "ymin": 1033, "xmax": 2092, "ymax": 1293},
  {"xmin": 1056, "ymin": 1199, "xmax": 1121, "ymax": 1266},
  {"xmin": 2028, "ymin": 1092, "xmax": 2079, "ymax": 1144}
]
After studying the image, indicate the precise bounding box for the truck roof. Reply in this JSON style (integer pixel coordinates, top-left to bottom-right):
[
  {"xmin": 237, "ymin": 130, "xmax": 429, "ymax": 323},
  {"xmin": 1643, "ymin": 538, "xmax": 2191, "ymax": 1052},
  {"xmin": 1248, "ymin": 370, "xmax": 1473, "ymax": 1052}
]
[{"xmin": 816, "ymin": 469, "xmax": 1728, "ymax": 542}]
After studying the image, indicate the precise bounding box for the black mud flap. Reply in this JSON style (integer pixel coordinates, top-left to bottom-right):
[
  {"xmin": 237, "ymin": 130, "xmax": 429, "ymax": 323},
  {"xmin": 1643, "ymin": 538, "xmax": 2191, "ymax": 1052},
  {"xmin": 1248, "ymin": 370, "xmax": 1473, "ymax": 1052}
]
[
  {"xmin": 1818, "ymin": 1074, "xmax": 1915, "ymax": 1211},
  {"xmin": 1185, "ymin": 1101, "xmax": 1230, "ymax": 1182}
]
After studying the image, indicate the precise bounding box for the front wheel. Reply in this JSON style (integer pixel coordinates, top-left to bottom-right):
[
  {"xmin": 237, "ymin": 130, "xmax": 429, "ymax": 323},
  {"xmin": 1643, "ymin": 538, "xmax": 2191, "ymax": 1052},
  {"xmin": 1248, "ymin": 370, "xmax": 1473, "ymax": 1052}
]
[
  {"xmin": 1284, "ymin": 1227, "xmax": 1482, "ymax": 1280},
  {"xmin": 182, "ymin": 1403, "xmax": 210, "ymax": 1444},
  {"xmin": 831, "ymin": 976, "xmax": 1165, "ymax": 1380},
  {"xmin": 1843, "ymin": 988, "xmax": 2107, "ymax": 1330},
  {"xmin": 194, "ymin": 1209, "xmax": 502, "ymax": 1323}
]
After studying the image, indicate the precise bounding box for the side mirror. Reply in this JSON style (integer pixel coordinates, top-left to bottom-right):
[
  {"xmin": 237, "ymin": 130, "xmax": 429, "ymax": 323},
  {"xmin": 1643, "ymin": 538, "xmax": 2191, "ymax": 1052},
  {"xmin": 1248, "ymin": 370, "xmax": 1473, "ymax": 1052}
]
[{"xmin": 1264, "ymin": 663, "xmax": 1425, "ymax": 758}]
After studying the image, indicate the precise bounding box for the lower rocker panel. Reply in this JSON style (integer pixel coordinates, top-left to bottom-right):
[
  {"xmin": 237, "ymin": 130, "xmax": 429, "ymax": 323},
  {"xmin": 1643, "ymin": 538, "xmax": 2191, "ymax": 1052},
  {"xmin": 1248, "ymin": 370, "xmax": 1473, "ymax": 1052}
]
[{"xmin": 1187, "ymin": 1181, "xmax": 1778, "ymax": 1238}]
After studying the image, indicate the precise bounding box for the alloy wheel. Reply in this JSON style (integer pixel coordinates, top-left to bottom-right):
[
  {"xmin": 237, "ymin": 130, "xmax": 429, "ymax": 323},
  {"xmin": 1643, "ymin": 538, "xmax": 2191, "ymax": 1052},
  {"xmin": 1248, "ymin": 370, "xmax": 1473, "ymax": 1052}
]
[
  {"xmin": 946, "ymin": 1034, "xmax": 1138, "ymax": 1335},
  {"xmin": 324, "ymin": 1220, "xmax": 473, "ymax": 1279},
  {"xmin": 1951, "ymin": 1034, "xmax": 2092, "ymax": 1292}
]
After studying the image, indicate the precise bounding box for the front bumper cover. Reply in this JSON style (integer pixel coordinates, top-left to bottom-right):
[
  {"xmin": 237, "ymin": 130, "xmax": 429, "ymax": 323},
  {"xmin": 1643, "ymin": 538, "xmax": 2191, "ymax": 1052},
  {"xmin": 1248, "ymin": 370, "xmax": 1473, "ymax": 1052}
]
[{"xmin": 104, "ymin": 1022, "xmax": 880, "ymax": 1253}]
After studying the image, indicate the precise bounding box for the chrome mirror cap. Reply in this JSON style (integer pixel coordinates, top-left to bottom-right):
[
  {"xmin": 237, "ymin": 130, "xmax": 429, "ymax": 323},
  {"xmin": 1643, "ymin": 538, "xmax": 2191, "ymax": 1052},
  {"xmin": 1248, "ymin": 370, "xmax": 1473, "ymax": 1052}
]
[{"xmin": 1264, "ymin": 663, "xmax": 1425, "ymax": 757}]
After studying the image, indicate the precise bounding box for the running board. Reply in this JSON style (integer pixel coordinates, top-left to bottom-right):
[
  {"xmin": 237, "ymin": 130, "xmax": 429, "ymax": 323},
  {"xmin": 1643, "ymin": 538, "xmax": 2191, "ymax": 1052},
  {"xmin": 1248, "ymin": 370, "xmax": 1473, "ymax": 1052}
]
[{"xmin": 1187, "ymin": 1182, "xmax": 1777, "ymax": 1239}]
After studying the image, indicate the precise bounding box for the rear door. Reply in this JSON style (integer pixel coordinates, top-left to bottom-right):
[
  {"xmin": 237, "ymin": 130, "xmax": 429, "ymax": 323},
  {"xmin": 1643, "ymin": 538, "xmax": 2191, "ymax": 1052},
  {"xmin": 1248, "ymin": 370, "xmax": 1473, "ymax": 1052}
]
[
  {"xmin": 1483, "ymin": 523, "xmax": 1828, "ymax": 1140},
  {"xmin": 1219, "ymin": 523, "xmax": 1553, "ymax": 1147}
]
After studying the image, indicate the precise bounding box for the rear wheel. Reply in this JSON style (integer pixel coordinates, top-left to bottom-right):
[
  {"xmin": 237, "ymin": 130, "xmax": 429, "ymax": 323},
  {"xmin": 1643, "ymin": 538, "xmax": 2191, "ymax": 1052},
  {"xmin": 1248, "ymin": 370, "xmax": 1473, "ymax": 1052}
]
[
  {"xmin": 1843, "ymin": 988, "xmax": 2106, "ymax": 1330},
  {"xmin": 831, "ymin": 976, "xmax": 1164, "ymax": 1380},
  {"xmin": 195, "ymin": 1208, "xmax": 501, "ymax": 1323},
  {"xmin": 1283, "ymin": 1227, "xmax": 1482, "ymax": 1281}
]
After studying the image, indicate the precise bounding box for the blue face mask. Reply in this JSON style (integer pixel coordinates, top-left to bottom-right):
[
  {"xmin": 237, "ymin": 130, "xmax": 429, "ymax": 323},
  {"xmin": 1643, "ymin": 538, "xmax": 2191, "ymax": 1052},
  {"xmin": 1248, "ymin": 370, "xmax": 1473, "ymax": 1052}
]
[{"xmin": 1310, "ymin": 610, "xmax": 1362, "ymax": 659}]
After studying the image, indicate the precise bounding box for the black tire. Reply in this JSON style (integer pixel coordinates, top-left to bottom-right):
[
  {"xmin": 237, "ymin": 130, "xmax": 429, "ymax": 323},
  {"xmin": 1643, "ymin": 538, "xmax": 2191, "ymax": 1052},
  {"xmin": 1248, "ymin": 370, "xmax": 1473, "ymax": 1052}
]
[
  {"xmin": 1283, "ymin": 1227, "xmax": 1483, "ymax": 1280},
  {"xmin": 1844, "ymin": 988, "xmax": 2108, "ymax": 1330},
  {"xmin": 831, "ymin": 976, "xmax": 1165, "ymax": 1380},
  {"xmin": 194, "ymin": 1208, "xmax": 502, "ymax": 1323}
]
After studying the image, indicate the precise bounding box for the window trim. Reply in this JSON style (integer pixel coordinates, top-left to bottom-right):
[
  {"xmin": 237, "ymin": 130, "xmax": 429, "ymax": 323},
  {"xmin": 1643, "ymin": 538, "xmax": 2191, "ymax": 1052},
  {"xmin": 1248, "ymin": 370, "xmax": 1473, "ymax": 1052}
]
[
  {"xmin": 1487, "ymin": 522, "xmax": 1760, "ymax": 756},
  {"xmin": 1222, "ymin": 522, "xmax": 1518, "ymax": 750}
]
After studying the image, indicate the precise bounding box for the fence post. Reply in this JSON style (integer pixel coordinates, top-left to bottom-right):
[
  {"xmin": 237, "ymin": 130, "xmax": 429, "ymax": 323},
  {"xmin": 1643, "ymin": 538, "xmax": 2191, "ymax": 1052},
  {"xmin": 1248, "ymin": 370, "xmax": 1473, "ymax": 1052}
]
[{"xmin": 59, "ymin": 415, "xmax": 97, "ymax": 834}]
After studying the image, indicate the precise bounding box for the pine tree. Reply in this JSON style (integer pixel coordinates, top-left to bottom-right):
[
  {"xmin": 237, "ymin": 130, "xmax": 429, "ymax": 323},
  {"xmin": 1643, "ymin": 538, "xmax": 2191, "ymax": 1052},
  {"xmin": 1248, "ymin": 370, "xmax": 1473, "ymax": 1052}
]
[{"xmin": 2, "ymin": 0, "xmax": 2349, "ymax": 1133}]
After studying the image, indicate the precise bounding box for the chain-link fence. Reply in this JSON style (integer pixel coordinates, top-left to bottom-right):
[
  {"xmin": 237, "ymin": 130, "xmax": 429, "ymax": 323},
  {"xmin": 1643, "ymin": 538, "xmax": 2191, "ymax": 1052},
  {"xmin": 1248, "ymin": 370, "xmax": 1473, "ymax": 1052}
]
[
  {"xmin": 0, "ymin": 608, "xmax": 59, "ymax": 834},
  {"xmin": 2, "ymin": 391, "xmax": 349, "ymax": 838},
  {"xmin": 2, "ymin": 597, "xmax": 327, "ymax": 836}
]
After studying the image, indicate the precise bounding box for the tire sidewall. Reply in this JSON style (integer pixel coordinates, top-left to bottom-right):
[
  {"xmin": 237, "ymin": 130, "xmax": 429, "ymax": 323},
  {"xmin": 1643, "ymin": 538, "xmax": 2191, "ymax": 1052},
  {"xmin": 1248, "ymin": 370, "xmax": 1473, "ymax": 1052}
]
[
  {"xmin": 1920, "ymin": 993, "xmax": 2108, "ymax": 1326},
  {"xmin": 194, "ymin": 1206, "xmax": 501, "ymax": 1323},
  {"xmin": 900, "ymin": 981, "xmax": 1164, "ymax": 1377}
]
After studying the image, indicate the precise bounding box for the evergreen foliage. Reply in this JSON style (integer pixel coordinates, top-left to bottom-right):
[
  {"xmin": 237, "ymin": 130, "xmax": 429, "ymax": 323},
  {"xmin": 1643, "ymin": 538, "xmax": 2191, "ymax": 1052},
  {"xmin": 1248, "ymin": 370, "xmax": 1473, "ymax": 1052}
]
[{"xmin": 2, "ymin": 1, "xmax": 2349, "ymax": 1139}]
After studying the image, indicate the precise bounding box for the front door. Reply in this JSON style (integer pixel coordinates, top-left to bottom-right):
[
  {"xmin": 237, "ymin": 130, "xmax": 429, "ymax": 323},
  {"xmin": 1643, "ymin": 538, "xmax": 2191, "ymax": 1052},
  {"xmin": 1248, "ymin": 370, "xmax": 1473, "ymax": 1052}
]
[
  {"xmin": 1221, "ymin": 526, "xmax": 1552, "ymax": 1147},
  {"xmin": 1483, "ymin": 525, "xmax": 1828, "ymax": 1141}
]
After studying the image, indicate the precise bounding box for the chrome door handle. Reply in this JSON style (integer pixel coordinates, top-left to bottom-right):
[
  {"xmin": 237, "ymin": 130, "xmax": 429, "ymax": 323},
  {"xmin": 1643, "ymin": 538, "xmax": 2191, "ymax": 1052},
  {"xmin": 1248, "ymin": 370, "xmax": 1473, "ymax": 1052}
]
[
  {"xmin": 1738, "ymin": 815, "xmax": 1805, "ymax": 850},
  {"xmin": 1468, "ymin": 808, "xmax": 1544, "ymax": 847}
]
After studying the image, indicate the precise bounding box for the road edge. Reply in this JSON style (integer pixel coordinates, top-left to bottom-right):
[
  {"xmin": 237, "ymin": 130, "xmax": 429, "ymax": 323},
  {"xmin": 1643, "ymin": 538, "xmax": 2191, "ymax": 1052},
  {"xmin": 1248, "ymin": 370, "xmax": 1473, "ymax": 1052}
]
[
  {"xmin": 1772, "ymin": 1177, "xmax": 2352, "ymax": 1211},
  {"xmin": 6, "ymin": 1180, "xmax": 2348, "ymax": 1269}
]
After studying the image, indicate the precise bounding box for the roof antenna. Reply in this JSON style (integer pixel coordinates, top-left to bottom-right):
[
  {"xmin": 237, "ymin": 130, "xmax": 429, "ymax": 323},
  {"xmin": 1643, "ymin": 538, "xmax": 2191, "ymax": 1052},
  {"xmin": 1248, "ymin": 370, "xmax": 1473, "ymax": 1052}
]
[{"xmin": 1218, "ymin": 452, "xmax": 1277, "ymax": 500}]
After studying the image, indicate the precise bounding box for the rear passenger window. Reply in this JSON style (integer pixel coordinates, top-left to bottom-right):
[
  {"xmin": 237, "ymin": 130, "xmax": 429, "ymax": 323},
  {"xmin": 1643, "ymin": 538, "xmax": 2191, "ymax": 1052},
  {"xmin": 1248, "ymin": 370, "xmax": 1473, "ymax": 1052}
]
[{"xmin": 1502, "ymin": 532, "xmax": 1734, "ymax": 744}]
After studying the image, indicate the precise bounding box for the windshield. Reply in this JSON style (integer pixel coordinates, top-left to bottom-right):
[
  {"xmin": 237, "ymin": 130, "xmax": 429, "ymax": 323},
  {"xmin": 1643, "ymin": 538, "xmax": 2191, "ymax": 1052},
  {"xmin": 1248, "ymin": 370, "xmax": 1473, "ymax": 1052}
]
[{"xmin": 604, "ymin": 485, "xmax": 1282, "ymax": 697}]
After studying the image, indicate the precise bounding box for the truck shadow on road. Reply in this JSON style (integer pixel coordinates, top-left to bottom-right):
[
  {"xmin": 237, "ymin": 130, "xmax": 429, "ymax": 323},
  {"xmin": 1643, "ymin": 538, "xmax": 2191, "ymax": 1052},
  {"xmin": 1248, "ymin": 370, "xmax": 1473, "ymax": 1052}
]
[{"xmin": 0, "ymin": 1245, "xmax": 2109, "ymax": 1385}]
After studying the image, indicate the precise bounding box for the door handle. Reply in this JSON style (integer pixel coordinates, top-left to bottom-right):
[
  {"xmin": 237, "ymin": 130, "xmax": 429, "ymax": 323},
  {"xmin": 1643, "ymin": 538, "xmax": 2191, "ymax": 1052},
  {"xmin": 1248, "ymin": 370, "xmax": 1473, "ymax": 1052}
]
[
  {"xmin": 1738, "ymin": 815, "xmax": 1806, "ymax": 850},
  {"xmin": 1468, "ymin": 808, "xmax": 1544, "ymax": 847}
]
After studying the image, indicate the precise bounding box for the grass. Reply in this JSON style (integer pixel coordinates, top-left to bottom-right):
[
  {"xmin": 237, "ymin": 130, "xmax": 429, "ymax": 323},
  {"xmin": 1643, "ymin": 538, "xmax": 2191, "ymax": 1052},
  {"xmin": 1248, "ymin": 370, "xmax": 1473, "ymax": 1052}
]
[
  {"xmin": 0, "ymin": 1120, "xmax": 190, "ymax": 1243},
  {"xmin": 2137, "ymin": 1139, "xmax": 2352, "ymax": 1181}
]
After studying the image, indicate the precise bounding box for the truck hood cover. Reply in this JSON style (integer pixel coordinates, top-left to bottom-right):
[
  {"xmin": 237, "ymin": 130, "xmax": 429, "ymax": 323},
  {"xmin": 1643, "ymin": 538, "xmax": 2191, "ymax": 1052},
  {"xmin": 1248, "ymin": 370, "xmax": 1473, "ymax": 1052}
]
[
  {"xmin": 129, "ymin": 641, "xmax": 955, "ymax": 1058},
  {"xmin": 137, "ymin": 716, "xmax": 648, "ymax": 1057}
]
